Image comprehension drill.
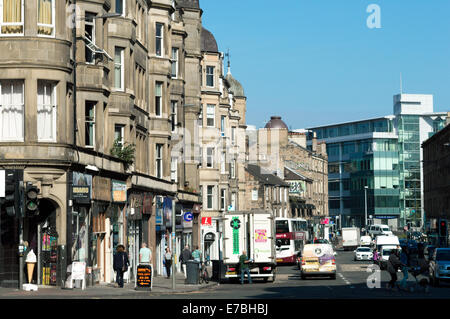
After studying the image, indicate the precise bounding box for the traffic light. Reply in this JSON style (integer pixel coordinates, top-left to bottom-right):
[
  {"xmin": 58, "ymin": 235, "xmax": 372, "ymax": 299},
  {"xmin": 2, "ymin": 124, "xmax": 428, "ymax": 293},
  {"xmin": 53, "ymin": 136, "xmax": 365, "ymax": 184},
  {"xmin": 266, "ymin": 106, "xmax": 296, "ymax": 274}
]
[
  {"xmin": 439, "ymin": 220, "xmax": 448, "ymax": 237},
  {"xmin": 1, "ymin": 170, "xmax": 20, "ymax": 218},
  {"xmin": 25, "ymin": 184, "xmax": 40, "ymax": 216}
]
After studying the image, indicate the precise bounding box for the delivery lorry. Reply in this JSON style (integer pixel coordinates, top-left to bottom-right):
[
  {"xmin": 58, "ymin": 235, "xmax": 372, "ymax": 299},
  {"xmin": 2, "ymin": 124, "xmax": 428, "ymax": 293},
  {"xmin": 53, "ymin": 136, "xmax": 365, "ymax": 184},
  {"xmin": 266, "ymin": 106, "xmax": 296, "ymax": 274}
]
[
  {"xmin": 342, "ymin": 227, "xmax": 360, "ymax": 251},
  {"xmin": 221, "ymin": 210, "xmax": 277, "ymax": 282}
]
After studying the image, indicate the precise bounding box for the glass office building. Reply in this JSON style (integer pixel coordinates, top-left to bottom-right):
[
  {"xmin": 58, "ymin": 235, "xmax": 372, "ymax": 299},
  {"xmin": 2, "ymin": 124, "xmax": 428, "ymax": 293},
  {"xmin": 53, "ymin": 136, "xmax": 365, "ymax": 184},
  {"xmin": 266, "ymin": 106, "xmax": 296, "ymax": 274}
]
[{"xmin": 304, "ymin": 94, "xmax": 447, "ymax": 229}]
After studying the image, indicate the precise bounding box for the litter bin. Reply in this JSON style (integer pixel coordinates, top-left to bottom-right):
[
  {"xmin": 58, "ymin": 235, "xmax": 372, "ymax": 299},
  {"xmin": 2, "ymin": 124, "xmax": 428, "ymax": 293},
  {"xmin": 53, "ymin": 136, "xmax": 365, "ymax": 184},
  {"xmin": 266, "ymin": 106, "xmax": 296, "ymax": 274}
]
[{"xmin": 186, "ymin": 260, "xmax": 200, "ymax": 284}]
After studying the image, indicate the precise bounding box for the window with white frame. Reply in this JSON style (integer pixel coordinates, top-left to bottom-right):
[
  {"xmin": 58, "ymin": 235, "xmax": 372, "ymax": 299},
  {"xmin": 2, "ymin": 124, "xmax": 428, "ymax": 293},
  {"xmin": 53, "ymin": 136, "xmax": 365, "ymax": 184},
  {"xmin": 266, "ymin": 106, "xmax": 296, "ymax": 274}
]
[
  {"xmin": 114, "ymin": 124, "xmax": 124, "ymax": 147},
  {"xmin": 156, "ymin": 144, "xmax": 163, "ymax": 178},
  {"xmin": 171, "ymin": 157, "xmax": 178, "ymax": 182},
  {"xmin": 37, "ymin": 81, "xmax": 56, "ymax": 142},
  {"xmin": 220, "ymin": 188, "xmax": 226, "ymax": 210},
  {"xmin": 84, "ymin": 12, "xmax": 96, "ymax": 63},
  {"xmin": 0, "ymin": 80, "xmax": 24, "ymax": 141},
  {"xmin": 155, "ymin": 82, "xmax": 162, "ymax": 116},
  {"xmin": 37, "ymin": 0, "xmax": 54, "ymax": 37},
  {"xmin": 0, "ymin": 0, "xmax": 24, "ymax": 35},
  {"xmin": 198, "ymin": 145, "xmax": 203, "ymax": 167},
  {"xmin": 171, "ymin": 47, "xmax": 178, "ymax": 78},
  {"xmin": 114, "ymin": 47, "xmax": 124, "ymax": 90},
  {"xmin": 207, "ymin": 185, "xmax": 214, "ymax": 210},
  {"xmin": 220, "ymin": 115, "xmax": 225, "ymax": 136},
  {"xmin": 115, "ymin": 0, "xmax": 125, "ymax": 16},
  {"xmin": 230, "ymin": 159, "xmax": 236, "ymax": 179},
  {"xmin": 85, "ymin": 101, "xmax": 96, "ymax": 147},
  {"xmin": 206, "ymin": 147, "xmax": 214, "ymax": 168},
  {"xmin": 170, "ymin": 100, "xmax": 177, "ymax": 132},
  {"xmin": 155, "ymin": 23, "xmax": 163, "ymax": 57},
  {"xmin": 231, "ymin": 192, "xmax": 236, "ymax": 210},
  {"xmin": 206, "ymin": 104, "xmax": 215, "ymax": 127},
  {"xmin": 206, "ymin": 66, "xmax": 214, "ymax": 87}
]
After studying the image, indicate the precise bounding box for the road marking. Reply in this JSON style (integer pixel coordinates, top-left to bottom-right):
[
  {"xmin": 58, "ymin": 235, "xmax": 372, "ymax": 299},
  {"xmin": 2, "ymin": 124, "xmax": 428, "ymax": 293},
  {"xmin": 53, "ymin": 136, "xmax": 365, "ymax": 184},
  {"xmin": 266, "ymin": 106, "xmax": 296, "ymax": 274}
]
[{"xmin": 338, "ymin": 273, "xmax": 354, "ymax": 288}]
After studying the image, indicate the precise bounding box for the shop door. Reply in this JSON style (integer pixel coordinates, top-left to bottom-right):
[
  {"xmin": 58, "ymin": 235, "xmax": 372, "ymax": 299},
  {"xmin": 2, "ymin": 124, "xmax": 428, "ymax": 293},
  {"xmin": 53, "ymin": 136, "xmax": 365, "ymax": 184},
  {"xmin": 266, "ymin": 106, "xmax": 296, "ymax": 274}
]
[{"xmin": 38, "ymin": 213, "xmax": 58, "ymax": 286}]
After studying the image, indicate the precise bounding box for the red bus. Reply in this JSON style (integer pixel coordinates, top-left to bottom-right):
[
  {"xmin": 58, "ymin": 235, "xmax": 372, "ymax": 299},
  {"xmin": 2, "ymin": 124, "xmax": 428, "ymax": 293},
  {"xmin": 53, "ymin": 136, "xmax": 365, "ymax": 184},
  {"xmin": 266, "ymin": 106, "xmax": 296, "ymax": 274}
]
[{"xmin": 275, "ymin": 218, "xmax": 309, "ymax": 264}]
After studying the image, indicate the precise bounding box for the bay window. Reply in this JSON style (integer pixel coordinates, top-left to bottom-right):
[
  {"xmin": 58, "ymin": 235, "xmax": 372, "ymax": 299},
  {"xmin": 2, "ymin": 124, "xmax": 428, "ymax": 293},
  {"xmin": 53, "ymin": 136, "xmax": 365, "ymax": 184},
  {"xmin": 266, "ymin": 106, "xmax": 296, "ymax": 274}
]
[{"xmin": 37, "ymin": 0, "xmax": 54, "ymax": 37}]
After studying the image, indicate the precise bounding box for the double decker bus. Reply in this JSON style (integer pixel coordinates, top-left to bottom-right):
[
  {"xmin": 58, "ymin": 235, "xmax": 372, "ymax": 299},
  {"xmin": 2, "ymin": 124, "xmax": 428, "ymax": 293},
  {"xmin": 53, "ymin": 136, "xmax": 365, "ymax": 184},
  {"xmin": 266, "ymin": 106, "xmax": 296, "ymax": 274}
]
[{"xmin": 275, "ymin": 217, "xmax": 309, "ymax": 264}]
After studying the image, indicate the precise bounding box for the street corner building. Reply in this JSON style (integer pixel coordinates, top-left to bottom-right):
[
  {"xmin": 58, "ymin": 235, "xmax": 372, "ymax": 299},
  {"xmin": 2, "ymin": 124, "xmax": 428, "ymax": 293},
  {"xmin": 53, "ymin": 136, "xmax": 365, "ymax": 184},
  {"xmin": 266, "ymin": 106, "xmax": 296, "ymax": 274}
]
[{"xmin": 0, "ymin": 0, "xmax": 266, "ymax": 289}]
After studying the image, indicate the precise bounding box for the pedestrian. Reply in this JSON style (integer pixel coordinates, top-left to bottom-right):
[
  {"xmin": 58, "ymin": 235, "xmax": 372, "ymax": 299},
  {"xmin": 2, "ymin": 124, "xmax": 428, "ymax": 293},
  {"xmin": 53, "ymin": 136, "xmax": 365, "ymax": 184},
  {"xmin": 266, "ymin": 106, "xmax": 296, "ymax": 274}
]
[
  {"xmin": 192, "ymin": 245, "xmax": 202, "ymax": 271},
  {"xmin": 113, "ymin": 244, "xmax": 129, "ymax": 288},
  {"xmin": 164, "ymin": 247, "xmax": 172, "ymax": 279},
  {"xmin": 179, "ymin": 245, "xmax": 192, "ymax": 279},
  {"xmin": 386, "ymin": 249, "xmax": 404, "ymax": 291},
  {"xmin": 139, "ymin": 242, "xmax": 152, "ymax": 264},
  {"xmin": 399, "ymin": 247, "xmax": 409, "ymax": 289},
  {"xmin": 372, "ymin": 248, "xmax": 380, "ymax": 266},
  {"xmin": 239, "ymin": 250, "xmax": 252, "ymax": 285}
]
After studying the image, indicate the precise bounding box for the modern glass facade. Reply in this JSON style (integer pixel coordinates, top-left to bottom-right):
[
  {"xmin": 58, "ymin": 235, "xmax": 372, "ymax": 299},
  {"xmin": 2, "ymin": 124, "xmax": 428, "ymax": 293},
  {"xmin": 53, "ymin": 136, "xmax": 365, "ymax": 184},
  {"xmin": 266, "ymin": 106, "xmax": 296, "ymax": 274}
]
[{"xmin": 304, "ymin": 94, "xmax": 448, "ymax": 230}]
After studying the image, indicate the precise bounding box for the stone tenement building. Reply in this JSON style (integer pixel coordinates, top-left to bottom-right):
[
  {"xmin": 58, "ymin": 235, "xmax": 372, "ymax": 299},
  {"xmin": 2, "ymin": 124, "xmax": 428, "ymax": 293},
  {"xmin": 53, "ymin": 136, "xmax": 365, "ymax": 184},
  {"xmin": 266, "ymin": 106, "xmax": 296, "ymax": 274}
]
[
  {"xmin": 246, "ymin": 116, "xmax": 328, "ymax": 223},
  {"xmin": 423, "ymin": 116, "xmax": 450, "ymax": 243},
  {"xmin": 0, "ymin": 0, "xmax": 248, "ymax": 288}
]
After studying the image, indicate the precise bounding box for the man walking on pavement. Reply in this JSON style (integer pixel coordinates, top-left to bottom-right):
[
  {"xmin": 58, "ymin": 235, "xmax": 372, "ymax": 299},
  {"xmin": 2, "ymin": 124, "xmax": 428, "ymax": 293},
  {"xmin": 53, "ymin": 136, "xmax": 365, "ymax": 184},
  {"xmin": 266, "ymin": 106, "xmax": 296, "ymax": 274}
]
[
  {"xmin": 239, "ymin": 250, "xmax": 252, "ymax": 285},
  {"xmin": 179, "ymin": 245, "xmax": 192, "ymax": 278}
]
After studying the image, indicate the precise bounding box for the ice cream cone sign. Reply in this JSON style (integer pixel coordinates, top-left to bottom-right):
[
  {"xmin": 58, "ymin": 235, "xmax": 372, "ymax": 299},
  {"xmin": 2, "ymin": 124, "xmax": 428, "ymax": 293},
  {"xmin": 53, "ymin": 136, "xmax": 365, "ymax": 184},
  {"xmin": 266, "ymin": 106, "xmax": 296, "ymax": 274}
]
[{"xmin": 25, "ymin": 249, "xmax": 37, "ymax": 284}]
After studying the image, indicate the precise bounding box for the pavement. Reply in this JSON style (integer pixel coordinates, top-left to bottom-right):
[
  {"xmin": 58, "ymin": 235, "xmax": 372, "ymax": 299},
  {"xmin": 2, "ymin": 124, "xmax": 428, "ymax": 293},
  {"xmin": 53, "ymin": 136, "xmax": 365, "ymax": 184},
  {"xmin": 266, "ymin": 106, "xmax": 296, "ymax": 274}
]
[{"xmin": 0, "ymin": 266, "xmax": 217, "ymax": 298}]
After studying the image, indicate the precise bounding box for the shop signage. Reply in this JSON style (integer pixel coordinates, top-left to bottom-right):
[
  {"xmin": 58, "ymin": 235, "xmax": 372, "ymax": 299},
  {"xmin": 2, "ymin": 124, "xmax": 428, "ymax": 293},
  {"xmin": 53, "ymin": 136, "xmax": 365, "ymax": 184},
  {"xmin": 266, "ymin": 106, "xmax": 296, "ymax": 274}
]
[
  {"xmin": 92, "ymin": 176, "xmax": 111, "ymax": 201},
  {"xmin": 204, "ymin": 232, "xmax": 215, "ymax": 242},
  {"xmin": 156, "ymin": 196, "xmax": 164, "ymax": 225},
  {"xmin": 163, "ymin": 197, "xmax": 172, "ymax": 226},
  {"xmin": 201, "ymin": 217, "xmax": 212, "ymax": 226},
  {"xmin": 71, "ymin": 262, "xmax": 86, "ymax": 280},
  {"xmin": 112, "ymin": 180, "xmax": 127, "ymax": 202},
  {"xmin": 320, "ymin": 218, "xmax": 330, "ymax": 225},
  {"xmin": 136, "ymin": 264, "xmax": 152, "ymax": 290},
  {"xmin": 72, "ymin": 172, "xmax": 92, "ymax": 203},
  {"xmin": 288, "ymin": 180, "xmax": 305, "ymax": 195},
  {"xmin": 183, "ymin": 211, "xmax": 193, "ymax": 228},
  {"xmin": 143, "ymin": 193, "xmax": 152, "ymax": 215}
]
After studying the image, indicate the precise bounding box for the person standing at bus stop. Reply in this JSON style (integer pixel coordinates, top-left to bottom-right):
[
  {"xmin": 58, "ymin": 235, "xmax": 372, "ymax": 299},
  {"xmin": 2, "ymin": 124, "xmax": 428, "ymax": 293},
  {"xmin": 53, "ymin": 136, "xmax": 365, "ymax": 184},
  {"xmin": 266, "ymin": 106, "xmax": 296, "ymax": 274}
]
[{"xmin": 239, "ymin": 251, "xmax": 252, "ymax": 285}]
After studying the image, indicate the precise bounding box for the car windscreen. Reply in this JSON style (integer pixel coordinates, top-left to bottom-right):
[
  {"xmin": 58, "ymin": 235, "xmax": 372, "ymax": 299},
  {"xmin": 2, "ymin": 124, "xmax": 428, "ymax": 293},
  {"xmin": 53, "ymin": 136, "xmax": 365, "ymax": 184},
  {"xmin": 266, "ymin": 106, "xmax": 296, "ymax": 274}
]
[
  {"xmin": 357, "ymin": 248, "xmax": 371, "ymax": 252},
  {"xmin": 276, "ymin": 220, "xmax": 289, "ymax": 234},
  {"xmin": 436, "ymin": 251, "xmax": 450, "ymax": 261}
]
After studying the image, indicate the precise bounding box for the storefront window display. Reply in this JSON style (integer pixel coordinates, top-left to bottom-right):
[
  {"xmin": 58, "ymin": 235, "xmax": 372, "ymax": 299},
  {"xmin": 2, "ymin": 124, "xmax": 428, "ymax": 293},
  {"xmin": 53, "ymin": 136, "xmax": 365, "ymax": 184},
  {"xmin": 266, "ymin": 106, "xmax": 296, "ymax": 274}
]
[{"xmin": 71, "ymin": 207, "xmax": 89, "ymax": 262}]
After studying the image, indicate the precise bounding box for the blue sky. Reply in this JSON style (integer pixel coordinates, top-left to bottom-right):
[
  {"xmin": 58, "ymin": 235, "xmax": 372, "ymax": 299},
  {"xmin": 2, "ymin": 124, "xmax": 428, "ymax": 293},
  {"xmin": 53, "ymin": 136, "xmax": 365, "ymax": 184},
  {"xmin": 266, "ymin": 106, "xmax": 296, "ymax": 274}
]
[{"xmin": 200, "ymin": 0, "xmax": 450, "ymax": 129}]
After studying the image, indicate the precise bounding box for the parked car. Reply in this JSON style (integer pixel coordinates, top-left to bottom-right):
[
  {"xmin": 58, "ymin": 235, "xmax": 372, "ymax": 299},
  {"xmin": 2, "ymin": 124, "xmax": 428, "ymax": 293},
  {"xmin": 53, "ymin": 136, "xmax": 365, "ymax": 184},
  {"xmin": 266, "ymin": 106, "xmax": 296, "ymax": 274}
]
[
  {"xmin": 354, "ymin": 247, "xmax": 373, "ymax": 261},
  {"xmin": 429, "ymin": 248, "xmax": 450, "ymax": 287}
]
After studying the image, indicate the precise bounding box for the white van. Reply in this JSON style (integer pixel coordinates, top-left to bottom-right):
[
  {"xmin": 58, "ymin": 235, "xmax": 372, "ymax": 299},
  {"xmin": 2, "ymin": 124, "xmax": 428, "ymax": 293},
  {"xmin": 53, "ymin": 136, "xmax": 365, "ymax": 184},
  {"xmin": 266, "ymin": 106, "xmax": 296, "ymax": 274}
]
[
  {"xmin": 368, "ymin": 225, "xmax": 393, "ymax": 238},
  {"xmin": 375, "ymin": 235, "xmax": 400, "ymax": 261}
]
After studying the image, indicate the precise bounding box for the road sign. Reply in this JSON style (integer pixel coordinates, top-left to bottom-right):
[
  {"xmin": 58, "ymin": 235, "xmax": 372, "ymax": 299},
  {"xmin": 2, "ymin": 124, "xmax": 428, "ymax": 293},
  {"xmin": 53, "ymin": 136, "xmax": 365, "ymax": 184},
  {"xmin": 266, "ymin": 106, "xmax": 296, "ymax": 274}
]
[{"xmin": 184, "ymin": 211, "xmax": 193, "ymax": 222}]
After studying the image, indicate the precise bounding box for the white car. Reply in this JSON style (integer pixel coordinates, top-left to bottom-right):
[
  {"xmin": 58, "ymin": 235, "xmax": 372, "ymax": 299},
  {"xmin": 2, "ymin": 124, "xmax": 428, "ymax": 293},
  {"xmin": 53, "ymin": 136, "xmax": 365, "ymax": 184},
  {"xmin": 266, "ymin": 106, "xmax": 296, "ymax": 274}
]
[{"xmin": 354, "ymin": 247, "xmax": 373, "ymax": 261}]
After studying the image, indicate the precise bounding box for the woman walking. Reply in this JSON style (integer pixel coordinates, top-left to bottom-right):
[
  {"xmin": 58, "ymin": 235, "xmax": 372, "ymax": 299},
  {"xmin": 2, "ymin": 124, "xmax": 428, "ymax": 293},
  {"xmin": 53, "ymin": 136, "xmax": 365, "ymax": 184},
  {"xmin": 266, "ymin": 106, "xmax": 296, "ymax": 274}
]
[
  {"xmin": 113, "ymin": 244, "xmax": 129, "ymax": 288},
  {"xmin": 164, "ymin": 247, "xmax": 172, "ymax": 279}
]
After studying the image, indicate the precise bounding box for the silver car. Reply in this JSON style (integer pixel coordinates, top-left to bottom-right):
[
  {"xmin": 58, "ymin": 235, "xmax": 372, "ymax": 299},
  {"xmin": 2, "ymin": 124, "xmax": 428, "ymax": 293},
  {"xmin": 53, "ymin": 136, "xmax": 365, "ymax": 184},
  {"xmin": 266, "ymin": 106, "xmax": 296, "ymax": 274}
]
[{"xmin": 429, "ymin": 248, "xmax": 450, "ymax": 287}]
